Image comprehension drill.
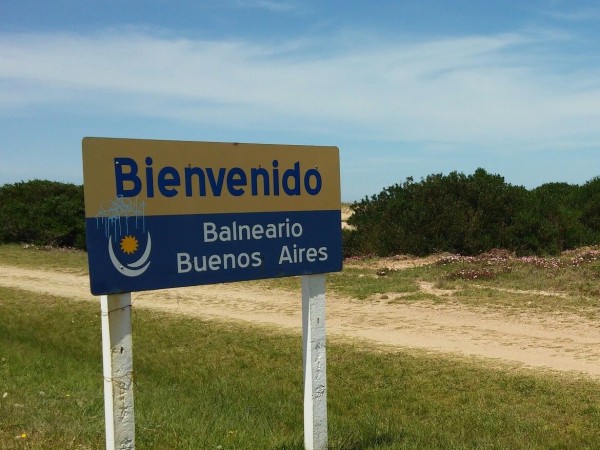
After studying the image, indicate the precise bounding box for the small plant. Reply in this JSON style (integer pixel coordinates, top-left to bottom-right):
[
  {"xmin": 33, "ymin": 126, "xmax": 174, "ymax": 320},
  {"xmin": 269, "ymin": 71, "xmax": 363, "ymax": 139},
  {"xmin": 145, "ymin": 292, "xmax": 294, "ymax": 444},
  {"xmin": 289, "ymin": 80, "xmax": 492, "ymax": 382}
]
[
  {"xmin": 570, "ymin": 250, "xmax": 600, "ymax": 266},
  {"xmin": 444, "ymin": 266, "xmax": 510, "ymax": 281},
  {"xmin": 518, "ymin": 255, "xmax": 563, "ymax": 269}
]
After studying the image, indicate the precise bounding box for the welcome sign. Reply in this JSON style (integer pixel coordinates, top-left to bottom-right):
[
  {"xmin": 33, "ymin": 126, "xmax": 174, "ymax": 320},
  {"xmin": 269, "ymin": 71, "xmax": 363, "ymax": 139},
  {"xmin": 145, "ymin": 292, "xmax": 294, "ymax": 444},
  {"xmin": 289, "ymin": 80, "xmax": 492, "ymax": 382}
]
[{"xmin": 83, "ymin": 137, "xmax": 342, "ymax": 295}]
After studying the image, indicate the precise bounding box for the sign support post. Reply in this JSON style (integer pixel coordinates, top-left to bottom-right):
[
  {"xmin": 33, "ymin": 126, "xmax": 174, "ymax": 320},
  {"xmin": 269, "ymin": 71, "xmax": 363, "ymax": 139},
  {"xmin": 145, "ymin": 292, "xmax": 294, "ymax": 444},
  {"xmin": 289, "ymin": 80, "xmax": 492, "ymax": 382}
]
[
  {"xmin": 302, "ymin": 274, "xmax": 328, "ymax": 450},
  {"xmin": 101, "ymin": 293, "xmax": 135, "ymax": 450}
]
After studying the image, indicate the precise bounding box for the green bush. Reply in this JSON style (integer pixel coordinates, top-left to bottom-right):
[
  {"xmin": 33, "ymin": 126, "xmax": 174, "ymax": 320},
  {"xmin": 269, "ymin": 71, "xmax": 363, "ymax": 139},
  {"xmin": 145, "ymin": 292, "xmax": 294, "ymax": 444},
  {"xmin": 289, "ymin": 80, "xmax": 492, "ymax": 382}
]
[
  {"xmin": 2, "ymin": 173, "xmax": 599, "ymax": 257},
  {"xmin": 0, "ymin": 180, "xmax": 86, "ymax": 249},
  {"xmin": 579, "ymin": 177, "xmax": 600, "ymax": 234},
  {"xmin": 345, "ymin": 169, "xmax": 600, "ymax": 257}
]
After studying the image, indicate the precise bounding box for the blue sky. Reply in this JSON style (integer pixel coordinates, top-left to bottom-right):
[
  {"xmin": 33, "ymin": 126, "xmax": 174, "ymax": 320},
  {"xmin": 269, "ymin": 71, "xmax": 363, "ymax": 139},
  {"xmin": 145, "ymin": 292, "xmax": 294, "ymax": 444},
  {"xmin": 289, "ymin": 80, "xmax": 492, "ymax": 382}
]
[{"xmin": 1, "ymin": 0, "xmax": 599, "ymax": 201}]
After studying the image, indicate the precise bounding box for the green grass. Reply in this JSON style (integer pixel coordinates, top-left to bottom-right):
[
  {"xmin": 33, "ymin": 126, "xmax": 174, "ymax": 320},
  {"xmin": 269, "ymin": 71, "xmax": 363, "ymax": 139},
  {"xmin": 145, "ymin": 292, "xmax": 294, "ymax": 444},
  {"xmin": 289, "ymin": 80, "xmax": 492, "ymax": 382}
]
[
  {"xmin": 256, "ymin": 267, "xmax": 420, "ymax": 301},
  {"xmin": 0, "ymin": 244, "xmax": 88, "ymax": 273},
  {"xmin": 337, "ymin": 251, "xmax": 600, "ymax": 315},
  {"xmin": 3, "ymin": 286, "xmax": 600, "ymax": 449},
  {"xmin": 429, "ymin": 255, "xmax": 600, "ymax": 314}
]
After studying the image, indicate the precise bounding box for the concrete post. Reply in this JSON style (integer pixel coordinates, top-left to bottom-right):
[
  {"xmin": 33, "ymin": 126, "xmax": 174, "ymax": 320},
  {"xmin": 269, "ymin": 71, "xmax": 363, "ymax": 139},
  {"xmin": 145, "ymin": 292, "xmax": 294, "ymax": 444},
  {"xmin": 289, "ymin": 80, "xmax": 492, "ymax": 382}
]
[
  {"xmin": 302, "ymin": 274, "xmax": 328, "ymax": 450},
  {"xmin": 101, "ymin": 293, "xmax": 135, "ymax": 450}
]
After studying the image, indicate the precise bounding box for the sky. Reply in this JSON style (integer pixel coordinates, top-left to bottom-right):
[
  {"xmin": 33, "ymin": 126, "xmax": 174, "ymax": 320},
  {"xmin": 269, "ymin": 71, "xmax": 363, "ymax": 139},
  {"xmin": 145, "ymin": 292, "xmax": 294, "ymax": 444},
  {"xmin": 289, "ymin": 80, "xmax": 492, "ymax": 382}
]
[{"xmin": 1, "ymin": 0, "xmax": 599, "ymax": 201}]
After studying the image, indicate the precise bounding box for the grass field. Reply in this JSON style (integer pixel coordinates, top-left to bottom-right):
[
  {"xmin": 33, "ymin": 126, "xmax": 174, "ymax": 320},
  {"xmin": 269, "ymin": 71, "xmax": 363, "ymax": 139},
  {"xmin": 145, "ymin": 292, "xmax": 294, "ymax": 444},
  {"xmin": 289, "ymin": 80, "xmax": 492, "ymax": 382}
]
[
  {"xmin": 3, "ymin": 286, "xmax": 600, "ymax": 449},
  {"xmin": 3, "ymin": 245, "xmax": 600, "ymax": 448}
]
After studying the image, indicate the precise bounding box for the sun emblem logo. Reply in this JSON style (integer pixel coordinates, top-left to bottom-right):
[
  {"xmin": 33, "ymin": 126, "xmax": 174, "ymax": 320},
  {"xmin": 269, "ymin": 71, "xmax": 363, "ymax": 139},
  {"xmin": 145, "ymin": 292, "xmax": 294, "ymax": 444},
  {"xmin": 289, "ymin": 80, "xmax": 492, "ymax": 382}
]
[
  {"xmin": 108, "ymin": 232, "xmax": 152, "ymax": 277},
  {"xmin": 120, "ymin": 235, "xmax": 139, "ymax": 254}
]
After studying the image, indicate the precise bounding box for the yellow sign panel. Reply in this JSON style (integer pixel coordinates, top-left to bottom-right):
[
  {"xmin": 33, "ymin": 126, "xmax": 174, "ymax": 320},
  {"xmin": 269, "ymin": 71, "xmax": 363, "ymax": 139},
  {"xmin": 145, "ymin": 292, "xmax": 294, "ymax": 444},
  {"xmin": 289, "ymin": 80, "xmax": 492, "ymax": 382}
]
[{"xmin": 83, "ymin": 137, "xmax": 340, "ymax": 217}]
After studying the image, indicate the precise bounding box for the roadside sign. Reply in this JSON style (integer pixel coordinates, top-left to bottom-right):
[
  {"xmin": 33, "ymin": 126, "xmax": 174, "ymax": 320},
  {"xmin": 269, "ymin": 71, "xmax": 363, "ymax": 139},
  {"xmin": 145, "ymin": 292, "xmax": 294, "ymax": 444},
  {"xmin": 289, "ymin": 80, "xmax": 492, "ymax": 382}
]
[{"xmin": 83, "ymin": 137, "xmax": 342, "ymax": 295}]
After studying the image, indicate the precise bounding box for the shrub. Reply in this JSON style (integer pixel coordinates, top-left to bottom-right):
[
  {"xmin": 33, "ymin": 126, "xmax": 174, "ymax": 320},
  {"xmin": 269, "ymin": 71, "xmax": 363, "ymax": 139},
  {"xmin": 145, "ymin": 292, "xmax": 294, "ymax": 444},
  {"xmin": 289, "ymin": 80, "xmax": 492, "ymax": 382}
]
[
  {"xmin": 345, "ymin": 169, "xmax": 600, "ymax": 257},
  {"xmin": 0, "ymin": 180, "xmax": 86, "ymax": 249}
]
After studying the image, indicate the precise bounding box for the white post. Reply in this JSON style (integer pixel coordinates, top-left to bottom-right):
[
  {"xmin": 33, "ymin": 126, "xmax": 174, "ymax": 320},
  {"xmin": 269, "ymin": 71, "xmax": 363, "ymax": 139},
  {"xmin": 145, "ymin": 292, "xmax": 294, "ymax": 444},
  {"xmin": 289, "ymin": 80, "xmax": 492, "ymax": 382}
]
[
  {"xmin": 302, "ymin": 274, "xmax": 328, "ymax": 450},
  {"xmin": 101, "ymin": 293, "xmax": 135, "ymax": 450}
]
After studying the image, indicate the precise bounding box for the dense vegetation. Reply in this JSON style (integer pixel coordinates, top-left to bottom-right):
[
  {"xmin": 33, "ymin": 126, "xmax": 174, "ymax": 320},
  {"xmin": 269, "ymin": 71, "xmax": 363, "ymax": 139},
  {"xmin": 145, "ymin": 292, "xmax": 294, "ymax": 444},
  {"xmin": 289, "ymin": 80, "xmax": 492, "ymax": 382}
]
[
  {"xmin": 0, "ymin": 180, "xmax": 86, "ymax": 249},
  {"xmin": 346, "ymin": 168, "xmax": 600, "ymax": 257},
  {"xmin": 2, "ymin": 171, "xmax": 600, "ymax": 256}
]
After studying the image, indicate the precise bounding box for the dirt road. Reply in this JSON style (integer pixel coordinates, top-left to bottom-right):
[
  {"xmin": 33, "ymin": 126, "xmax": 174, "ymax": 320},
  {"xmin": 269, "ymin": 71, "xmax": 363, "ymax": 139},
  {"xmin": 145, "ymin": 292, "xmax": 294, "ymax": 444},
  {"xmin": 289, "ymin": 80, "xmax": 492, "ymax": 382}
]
[{"xmin": 2, "ymin": 263, "xmax": 600, "ymax": 378}]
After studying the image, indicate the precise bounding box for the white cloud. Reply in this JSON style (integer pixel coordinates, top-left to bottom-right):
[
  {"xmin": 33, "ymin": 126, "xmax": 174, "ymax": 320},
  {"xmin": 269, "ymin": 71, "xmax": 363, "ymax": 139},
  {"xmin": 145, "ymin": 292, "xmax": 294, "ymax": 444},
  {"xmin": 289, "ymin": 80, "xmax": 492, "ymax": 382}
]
[{"xmin": 0, "ymin": 28, "xmax": 599, "ymax": 151}]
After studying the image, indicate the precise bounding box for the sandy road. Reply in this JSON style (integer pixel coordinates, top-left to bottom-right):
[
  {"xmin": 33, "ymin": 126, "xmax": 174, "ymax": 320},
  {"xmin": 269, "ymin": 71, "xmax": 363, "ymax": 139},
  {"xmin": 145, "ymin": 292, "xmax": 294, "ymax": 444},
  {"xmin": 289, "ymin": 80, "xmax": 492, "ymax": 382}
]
[{"xmin": 2, "ymin": 263, "xmax": 600, "ymax": 378}]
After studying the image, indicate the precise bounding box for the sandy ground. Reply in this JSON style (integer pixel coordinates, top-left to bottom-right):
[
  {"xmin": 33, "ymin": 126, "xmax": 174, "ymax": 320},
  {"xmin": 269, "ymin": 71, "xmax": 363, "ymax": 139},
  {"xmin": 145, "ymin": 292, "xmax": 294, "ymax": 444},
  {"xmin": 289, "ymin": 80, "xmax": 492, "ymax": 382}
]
[
  {"xmin": 2, "ymin": 263, "xmax": 600, "ymax": 378},
  {"xmin": 341, "ymin": 205, "xmax": 354, "ymax": 230}
]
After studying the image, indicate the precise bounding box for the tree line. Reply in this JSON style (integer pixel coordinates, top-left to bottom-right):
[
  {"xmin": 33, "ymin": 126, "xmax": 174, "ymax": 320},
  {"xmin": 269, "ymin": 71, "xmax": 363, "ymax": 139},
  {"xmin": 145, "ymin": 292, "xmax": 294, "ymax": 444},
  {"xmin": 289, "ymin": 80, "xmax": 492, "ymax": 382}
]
[
  {"xmin": 345, "ymin": 168, "xmax": 600, "ymax": 257},
  {"xmin": 1, "ymin": 171, "xmax": 600, "ymax": 256}
]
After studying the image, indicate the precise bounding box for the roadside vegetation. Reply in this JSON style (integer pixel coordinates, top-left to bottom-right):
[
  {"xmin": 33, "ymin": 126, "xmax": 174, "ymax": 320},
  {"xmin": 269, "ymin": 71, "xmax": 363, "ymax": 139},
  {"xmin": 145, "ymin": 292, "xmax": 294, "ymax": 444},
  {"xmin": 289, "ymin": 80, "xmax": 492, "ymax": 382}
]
[
  {"xmin": 3, "ymin": 243, "xmax": 600, "ymax": 316},
  {"xmin": 3, "ymin": 285, "xmax": 600, "ymax": 449},
  {"xmin": 0, "ymin": 180, "xmax": 85, "ymax": 249},
  {"xmin": 254, "ymin": 246, "xmax": 600, "ymax": 317},
  {"xmin": 345, "ymin": 169, "xmax": 600, "ymax": 257},
  {"xmin": 3, "ymin": 169, "xmax": 600, "ymax": 259}
]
